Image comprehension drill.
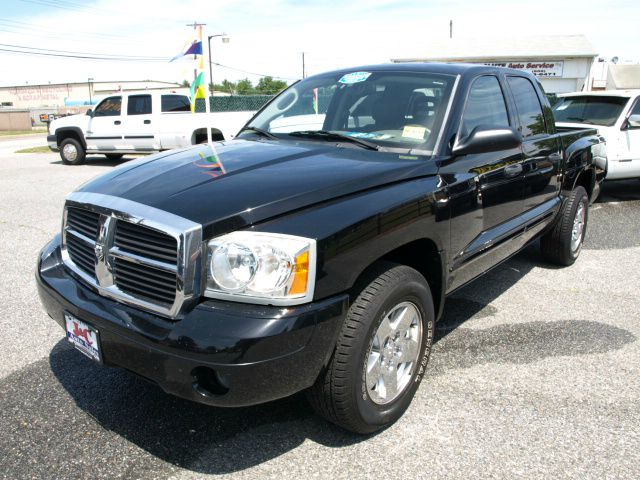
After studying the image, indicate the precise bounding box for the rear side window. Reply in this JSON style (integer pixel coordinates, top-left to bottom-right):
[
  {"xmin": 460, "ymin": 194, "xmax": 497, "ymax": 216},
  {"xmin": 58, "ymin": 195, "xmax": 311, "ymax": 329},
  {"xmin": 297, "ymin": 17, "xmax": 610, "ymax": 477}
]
[
  {"xmin": 161, "ymin": 95, "xmax": 191, "ymax": 112},
  {"xmin": 461, "ymin": 76, "xmax": 509, "ymax": 137},
  {"xmin": 94, "ymin": 96, "xmax": 121, "ymax": 117},
  {"xmin": 507, "ymin": 76, "xmax": 546, "ymax": 137},
  {"xmin": 127, "ymin": 95, "xmax": 152, "ymax": 115}
]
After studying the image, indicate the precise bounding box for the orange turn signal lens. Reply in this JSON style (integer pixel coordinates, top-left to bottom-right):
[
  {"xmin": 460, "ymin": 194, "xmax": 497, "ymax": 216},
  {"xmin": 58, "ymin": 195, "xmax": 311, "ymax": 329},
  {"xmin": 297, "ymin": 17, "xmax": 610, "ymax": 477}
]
[{"xmin": 289, "ymin": 251, "xmax": 309, "ymax": 295}]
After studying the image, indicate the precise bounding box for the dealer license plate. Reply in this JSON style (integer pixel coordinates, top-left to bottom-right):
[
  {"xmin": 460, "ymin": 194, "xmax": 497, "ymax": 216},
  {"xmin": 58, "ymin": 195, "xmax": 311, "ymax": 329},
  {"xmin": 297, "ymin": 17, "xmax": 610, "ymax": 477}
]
[{"xmin": 65, "ymin": 312, "xmax": 102, "ymax": 363}]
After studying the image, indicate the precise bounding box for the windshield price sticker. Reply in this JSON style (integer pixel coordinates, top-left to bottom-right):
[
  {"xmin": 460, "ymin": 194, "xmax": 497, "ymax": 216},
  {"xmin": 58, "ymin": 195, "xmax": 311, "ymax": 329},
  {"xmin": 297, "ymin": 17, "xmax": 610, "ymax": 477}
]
[
  {"xmin": 402, "ymin": 125, "xmax": 427, "ymax": 140},
  {"xmin": 338, "ymin": 72, "xmax": 372, "ymax": 84}
]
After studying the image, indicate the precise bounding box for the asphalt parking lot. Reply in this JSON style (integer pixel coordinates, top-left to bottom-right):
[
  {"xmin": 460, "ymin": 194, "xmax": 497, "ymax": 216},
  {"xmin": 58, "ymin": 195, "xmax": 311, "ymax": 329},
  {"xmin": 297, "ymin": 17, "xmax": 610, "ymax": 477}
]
[{"xmin": 1, "ymin": 139, "xmax": 639, "ymax": 479}]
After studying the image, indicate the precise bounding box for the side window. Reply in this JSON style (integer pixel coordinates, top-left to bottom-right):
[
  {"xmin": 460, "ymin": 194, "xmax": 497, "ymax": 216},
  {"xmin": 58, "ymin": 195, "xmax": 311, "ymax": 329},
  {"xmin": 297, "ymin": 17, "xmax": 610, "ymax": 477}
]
[
  {"xmin": 127, "ymin": 95, "xmax": 152, "ymax": 115},
  {"xmin": 93, "ymin": 96, "xmax": 121, "ymax": 117},
  {"xmin": 161, "ymin": 94, "xmax": 191, "ymax": 112},
  {"xmin": 461, "ymin": 76, "xmax": 509, "ymax": 137},
  {"xmin": 507, "ymin": 76, "xmax": 546, "ymax": 137},
  {"xmin": 631, "ymin": 98, "xmax": 640, "ymax": 116}
]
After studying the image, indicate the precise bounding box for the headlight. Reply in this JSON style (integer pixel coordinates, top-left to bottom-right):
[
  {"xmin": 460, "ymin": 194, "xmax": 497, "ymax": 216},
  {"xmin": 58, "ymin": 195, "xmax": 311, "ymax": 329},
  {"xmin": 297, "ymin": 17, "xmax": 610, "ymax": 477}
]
[{"xmin": 205, "ymin": 231, "xmax": 316, "ymax": 305}]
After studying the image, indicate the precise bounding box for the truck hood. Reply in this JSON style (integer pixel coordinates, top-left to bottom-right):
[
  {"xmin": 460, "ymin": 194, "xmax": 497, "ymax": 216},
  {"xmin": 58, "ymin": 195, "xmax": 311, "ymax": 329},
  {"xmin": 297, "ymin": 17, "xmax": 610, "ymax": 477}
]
[
  {"xmin": 51, "ymin": 113, "xmax": 88, "ymax": 131},
  {"xmin": 78, "ymin": 140, "xmax": 437, "ymax": 236}
]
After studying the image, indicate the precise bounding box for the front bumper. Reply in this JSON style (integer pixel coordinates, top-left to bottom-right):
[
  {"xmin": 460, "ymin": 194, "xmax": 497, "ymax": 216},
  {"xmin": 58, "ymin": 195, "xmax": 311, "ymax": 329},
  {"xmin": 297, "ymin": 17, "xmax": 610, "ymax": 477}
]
[
  {"xmin": 37, "ymin": 235, "xmax": 348, "ymax": 407},
  {"xmin": 47, "ymin": 135, "xmax": 59, "ymax": 152}
]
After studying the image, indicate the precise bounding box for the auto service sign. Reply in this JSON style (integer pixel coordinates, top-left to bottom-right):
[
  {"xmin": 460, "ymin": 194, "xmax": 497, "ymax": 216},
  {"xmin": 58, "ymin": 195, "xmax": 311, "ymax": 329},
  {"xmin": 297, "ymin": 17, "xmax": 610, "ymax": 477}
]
[{"xmin": 483, "ymin": 61, "xmax": 564, "ymax": 77}]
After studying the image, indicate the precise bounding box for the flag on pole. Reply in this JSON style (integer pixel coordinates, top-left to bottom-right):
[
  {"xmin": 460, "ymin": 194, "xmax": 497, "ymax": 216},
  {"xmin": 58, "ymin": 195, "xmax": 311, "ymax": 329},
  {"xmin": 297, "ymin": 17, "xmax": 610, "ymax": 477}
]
[
  {"xmin": 313, "ymin": 88, "xmax": 318, "ymax": 114},
  {"xmin": 190, "ymin": 71, "xmax": 207, "ymax": 112},
  {"xmin": 169, "ymin": 40, "xmax": 202, "ymax": 62}
]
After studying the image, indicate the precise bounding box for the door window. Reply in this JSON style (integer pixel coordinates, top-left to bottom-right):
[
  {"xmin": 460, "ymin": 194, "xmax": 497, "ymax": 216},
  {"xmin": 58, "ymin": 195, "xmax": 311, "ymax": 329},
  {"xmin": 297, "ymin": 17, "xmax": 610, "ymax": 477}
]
[
  {"xmin": 161, "ymin": 95, "xmax": 191, "ymax": 112},
  {"xmin": 93, "ymin": 96, "xmax": 121, "ymax": 117},
  {"xmin": 127, "ymin": 95, "xmax": 152, "ymax": 115},
  {"xmin": 460, "ymin": 76, "xmax": 509, "ymax": 137},
  {"xmin": 507, "ymin": 76, "xmax": 546, "ymax": 137}
]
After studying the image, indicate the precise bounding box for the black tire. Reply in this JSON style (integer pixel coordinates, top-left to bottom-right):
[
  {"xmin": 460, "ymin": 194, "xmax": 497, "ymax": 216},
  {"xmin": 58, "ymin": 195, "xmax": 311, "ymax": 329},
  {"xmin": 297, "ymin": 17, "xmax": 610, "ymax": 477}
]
[
  {"xmin": 308, "ymin": 262, "xmax": 435, "ymax": 434},
  {"xmin": 59, "ymin": 137, "xmax": 85, "ymax": 165},
  {"xmin": 105, "ymin": 153, "xmax": 123, "ymax": 161},
  {"xmin": 541, "ymin": 186, "xmax": 589, "ymax": 266}
]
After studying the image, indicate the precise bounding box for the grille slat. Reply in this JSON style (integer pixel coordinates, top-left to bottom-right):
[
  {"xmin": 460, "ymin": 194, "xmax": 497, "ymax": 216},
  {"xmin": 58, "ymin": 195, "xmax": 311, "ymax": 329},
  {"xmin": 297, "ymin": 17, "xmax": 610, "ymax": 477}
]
[
  {"xmin": 114, "ymin": 222, "xmax": 178, "ymax": 264},
  {"xmin": 67, "ymin": 207, "xmax": 100, "ymax": 239},
  {"xmin": 114, "ymin": 258, "xmax": 176, "ymax": 304},
  {"xmin": 66, "ymin": 235, "xmax": 95, "ymax": 276},
  {"xmin": 116, "ymin": 260, "xmax": 176, "ymax": 290}
]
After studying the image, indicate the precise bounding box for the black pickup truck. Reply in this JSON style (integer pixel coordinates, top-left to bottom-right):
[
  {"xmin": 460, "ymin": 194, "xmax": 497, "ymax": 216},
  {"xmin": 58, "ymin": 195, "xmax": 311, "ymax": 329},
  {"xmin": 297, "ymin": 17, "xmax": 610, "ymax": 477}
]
[{"xmin": 37, "ymin": 63, "xmax": 606, "ymax": 434}]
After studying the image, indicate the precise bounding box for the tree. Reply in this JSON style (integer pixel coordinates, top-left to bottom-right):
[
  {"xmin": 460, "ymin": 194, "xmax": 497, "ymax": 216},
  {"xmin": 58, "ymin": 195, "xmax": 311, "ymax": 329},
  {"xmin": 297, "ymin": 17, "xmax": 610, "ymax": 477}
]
[
  {"xmin": 236, "ymin": 78, "xmax": 255, "ymax": 95},
  {"xmin": 255, "ymin": 76, "xmax": 288, "ymax": 95},
  {"xmin": 181, "ymin": 79, "xmax": 190, "ymax": 88}
]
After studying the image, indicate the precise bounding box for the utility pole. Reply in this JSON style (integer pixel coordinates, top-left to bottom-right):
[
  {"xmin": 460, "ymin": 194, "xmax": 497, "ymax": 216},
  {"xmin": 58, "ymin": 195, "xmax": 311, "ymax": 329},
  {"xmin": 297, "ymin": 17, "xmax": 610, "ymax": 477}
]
[
  {"xmin": 301, "ymin": 52, "xmax": 306, "ymax": 79},
  {"xmin": 87, "ymin": 77, "xmax": 93, "ymax": 105},
  {"xmin": 449, "ymin": 20, "xmax": 453, "ymax": 39}
]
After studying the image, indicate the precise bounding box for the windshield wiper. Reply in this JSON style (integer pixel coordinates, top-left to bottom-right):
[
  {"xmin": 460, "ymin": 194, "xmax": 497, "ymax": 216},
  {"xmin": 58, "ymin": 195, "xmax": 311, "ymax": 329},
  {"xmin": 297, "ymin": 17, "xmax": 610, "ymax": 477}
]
[
  {"xmin": 238, "ymin": 126, "xmax": 279, "ymax": 140},
  {"xmin": 288, "ymin": 130, "xmax": 380, "ymax": 151}
]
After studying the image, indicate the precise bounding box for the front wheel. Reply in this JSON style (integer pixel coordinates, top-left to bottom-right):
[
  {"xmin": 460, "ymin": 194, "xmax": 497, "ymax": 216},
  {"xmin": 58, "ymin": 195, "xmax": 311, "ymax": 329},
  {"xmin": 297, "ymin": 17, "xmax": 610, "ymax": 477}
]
[
  {"xmin": 308, "ymin": 262, "xmax": 435, "ymax": 434},
  {"xmin": 541, "ymin": 186, "xmax": 589, "ymax": 266},
  {"xmin": 59, "ymin": 138, "xmax": 85, "ymax": 165}
]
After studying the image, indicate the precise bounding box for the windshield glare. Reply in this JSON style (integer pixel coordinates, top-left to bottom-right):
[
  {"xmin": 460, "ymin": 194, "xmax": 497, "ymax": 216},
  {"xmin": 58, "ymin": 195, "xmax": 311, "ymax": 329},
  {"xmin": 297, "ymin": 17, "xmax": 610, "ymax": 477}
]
[
  {"xmin": 245, "ymin": 71, "xmax": 456, "ymax": 151},
  {"xmin": 553, "ymin": 95, "xmax": 629, "ymax": 126}
]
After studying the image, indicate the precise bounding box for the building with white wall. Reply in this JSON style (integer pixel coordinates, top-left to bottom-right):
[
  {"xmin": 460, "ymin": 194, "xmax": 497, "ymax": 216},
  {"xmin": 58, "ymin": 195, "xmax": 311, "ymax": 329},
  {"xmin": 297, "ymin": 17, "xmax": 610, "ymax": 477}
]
[
  {"xmin": 0, "ymin": 80, "xmax": 184, "ymax": 110},
  {"xmin": 391, "ymin": 35, "xmax": 597, "ymax": 94}
]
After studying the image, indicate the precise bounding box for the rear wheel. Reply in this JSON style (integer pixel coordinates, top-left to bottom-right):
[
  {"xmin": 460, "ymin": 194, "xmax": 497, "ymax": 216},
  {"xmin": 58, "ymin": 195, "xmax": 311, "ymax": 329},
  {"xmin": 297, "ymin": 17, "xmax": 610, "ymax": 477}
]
[
  {"xmin": 308, "ymin": 262, "xmax": 435, "ymax": 434},
  {"xmin": 541, "ymin": 186, "xmax": 589, "ymax": 266},
  {"xmin": 59, "ymin": 138, "xmax": 85, "ymax": 165}
]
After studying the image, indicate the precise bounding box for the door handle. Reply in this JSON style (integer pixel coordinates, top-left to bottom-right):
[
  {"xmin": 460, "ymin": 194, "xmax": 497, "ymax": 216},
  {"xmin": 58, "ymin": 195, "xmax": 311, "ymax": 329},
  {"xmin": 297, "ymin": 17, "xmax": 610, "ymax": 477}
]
[
  {"xmin": 144, "ymin": 120, "xmax": 151, "ymax": 124},
  {"xmin": 114, "ymin": 120, "xmax": 121, "ymax": 125},
  {"xmin": 504, "ymin": 164, "xmax": 523, "ymax": 177}
]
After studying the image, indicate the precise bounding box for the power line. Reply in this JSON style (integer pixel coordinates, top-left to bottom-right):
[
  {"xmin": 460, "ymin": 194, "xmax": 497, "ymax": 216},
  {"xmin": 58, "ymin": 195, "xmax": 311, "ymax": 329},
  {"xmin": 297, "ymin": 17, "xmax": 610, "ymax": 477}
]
[
  {"xmin": 0, "ymin": 42, "xmax": 166, "ymax": 59},
  {"xmin": 209, "ymin": 61, "xmax": 298, "ymax": 81},
  {"xmin": 0, "ymin": 46, "xmax": 166, "ymax": 62}
]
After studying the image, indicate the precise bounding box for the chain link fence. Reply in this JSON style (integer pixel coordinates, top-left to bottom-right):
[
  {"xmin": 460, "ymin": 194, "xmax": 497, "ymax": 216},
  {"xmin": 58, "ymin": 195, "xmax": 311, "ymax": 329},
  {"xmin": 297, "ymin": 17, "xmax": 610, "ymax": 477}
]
[{"xmin": 194, "ymin": 96, "xmax": 274, "ymax": 113}]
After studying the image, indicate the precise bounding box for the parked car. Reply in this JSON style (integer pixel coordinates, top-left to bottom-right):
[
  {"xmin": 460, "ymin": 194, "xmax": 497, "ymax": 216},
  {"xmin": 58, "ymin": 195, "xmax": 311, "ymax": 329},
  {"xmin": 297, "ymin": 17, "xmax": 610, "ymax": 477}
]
[
  {"xmin": 46, "ymin": 90, "xmax": 254, "ymax": 164},
  {"xmin": 37, "ymin": 63, "xmax": 605, "ymax": 434},
  {"xmin": 554, "ymin": 89, "xmax": 639, "ymax": 180}
]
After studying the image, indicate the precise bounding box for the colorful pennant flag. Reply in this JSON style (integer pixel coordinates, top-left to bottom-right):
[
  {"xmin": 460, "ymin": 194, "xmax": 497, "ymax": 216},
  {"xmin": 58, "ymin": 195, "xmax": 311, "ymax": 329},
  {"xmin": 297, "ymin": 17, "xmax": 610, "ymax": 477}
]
[{"xmin": 190, "ymin": 72, "xmax": 207, "ymax": 112}]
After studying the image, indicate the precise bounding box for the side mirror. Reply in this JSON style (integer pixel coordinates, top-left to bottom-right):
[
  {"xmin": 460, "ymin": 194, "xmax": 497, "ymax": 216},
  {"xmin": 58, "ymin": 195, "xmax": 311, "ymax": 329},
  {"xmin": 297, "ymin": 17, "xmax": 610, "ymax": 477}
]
[
  {"xmin": 452, "ymin": 126, "xmax": 522, "ymax": 157},
  {"xmin": 624, "ymin": 113, "xmax": 640, "ymax": 129},
  {"xmin": 86, "ymin": 109, "xmax": 93, "ymax": 117}
]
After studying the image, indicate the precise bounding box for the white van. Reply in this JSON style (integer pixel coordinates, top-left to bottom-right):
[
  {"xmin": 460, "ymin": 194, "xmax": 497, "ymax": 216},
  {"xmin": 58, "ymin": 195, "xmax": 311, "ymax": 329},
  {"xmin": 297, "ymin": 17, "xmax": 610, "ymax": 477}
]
[{"xmin": 554, "ymin": 90, "xmax": 640, "ymax": 180}]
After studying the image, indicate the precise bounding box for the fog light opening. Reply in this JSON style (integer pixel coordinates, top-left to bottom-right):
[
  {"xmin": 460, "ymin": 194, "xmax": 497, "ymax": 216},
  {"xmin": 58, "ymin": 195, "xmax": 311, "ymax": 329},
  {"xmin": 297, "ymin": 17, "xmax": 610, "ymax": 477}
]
[{"xmin": 192, "ymin": 366, "xmax": 229, "ymax": 397}]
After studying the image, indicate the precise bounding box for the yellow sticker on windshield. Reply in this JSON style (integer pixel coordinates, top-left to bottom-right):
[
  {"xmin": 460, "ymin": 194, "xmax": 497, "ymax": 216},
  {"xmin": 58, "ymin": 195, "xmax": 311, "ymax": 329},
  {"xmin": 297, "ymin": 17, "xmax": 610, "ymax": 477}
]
[{"xmin": 402, "ymin": 126, "xmax": 426, "ymax": 140}]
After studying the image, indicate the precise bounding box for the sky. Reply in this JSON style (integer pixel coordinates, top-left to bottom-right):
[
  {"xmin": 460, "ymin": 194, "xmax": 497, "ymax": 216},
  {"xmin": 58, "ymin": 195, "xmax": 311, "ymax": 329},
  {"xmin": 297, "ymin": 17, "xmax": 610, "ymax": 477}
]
[{"xmin": 0, "ymin": 0, "xmax": 638, "ymax": 87}]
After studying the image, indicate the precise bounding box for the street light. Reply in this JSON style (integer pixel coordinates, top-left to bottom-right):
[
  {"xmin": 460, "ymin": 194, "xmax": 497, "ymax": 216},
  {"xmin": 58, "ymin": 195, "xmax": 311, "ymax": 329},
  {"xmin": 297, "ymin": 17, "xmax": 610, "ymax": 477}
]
[
  {"xmin": 87, "ymin": 77, "xmax": 94, "ymax": 105},
  {"xmin": 208, "ymin": 34, "xmax": 229, "ymax": 95}
]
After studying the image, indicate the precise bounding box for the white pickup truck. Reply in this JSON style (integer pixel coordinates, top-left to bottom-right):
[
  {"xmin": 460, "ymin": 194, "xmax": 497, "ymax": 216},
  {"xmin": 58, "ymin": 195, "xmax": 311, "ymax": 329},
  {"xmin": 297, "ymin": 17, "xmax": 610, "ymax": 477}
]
[
  {"xmin": 554, "ymin": 90, "xmax": 640, "ymax": 180},
  {"xmin": 47, "ymin": 90, "xmax": 255, "ymax": 164}
]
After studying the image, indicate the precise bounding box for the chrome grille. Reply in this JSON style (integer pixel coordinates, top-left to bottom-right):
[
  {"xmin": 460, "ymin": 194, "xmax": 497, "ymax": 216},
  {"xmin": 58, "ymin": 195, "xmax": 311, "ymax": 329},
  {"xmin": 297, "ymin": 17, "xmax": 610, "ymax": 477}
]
[{"xmin": 61, "ymin": 192, "xmax": 202, "ymax": 318}]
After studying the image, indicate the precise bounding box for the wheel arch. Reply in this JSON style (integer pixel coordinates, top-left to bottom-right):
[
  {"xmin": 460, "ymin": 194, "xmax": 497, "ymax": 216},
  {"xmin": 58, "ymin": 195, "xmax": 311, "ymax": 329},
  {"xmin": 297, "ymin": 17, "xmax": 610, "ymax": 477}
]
[
  {"xmin": 55, "ymin": 127, "xmax": 86, "ymax": 149},
  {"xmin": 350, "ymin": 238, "xmax": 445, "ymax": 322}
]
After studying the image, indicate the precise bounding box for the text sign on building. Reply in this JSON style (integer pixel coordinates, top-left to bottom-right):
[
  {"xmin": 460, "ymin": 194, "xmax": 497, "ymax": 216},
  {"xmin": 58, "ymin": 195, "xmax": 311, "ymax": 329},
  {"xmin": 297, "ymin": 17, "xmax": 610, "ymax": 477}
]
[{"xmin": 482, "ymin": 61, "xmax": 564, "ymax": 77}]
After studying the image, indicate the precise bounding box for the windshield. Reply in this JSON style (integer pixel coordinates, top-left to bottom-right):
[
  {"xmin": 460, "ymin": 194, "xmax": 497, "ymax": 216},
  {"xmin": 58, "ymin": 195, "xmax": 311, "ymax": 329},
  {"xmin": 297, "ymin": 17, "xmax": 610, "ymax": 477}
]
[
  {"xmin": 553, "ymin": 95, "xmax": 629, "ymax": 126},
  {"xmin": 243, "ymin": 70, "xmax": 456, "ymax": 152}
]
